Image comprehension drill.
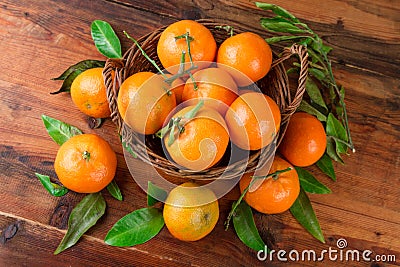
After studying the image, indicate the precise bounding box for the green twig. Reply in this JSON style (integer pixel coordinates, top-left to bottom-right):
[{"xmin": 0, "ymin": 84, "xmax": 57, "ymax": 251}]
[
  {"xmin": 224, "ymin": 167, "xmax": 292, "ymax": 230},
  {"xmin": 175, "ymin": 32, "xmax": 194, "ymax": 66},
  {"xmin": 124, "ymin": 31, "xmax": 168, "ymax": 80},
  {"xmin": 174, "ymin": 32, "xmax": 198, "ymax": 90},
  {"xmin": 322, "ymin": 53, "xmax": 354, "ymax": 152},
  {"xmin": 215, "ymin": 25, "xmax": 234, "ymax": 37},
  {"xmin": 156, "ymin": 100, "xmax": 204, "ymax": 145}
]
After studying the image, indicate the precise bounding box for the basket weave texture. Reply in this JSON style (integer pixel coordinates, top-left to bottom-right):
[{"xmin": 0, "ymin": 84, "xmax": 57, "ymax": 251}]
[{"xmin": 103, "ymin": 20, "xmax": 309, "ymax": 180}]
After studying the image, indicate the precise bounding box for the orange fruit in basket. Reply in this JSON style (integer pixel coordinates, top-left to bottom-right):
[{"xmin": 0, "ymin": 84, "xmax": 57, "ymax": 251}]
[
  {"xmin": 239, "ymin": 156, "xmax": 299, "ymax": 214},
  {"xmin": 162, "ymin": 74, "xmax": 186, "ymax": 105},
  {"xmin": 163, "ymin": 182, "xmax": 219, "ymax": 241},
  {"xmin": 157, "ymin": 20, "xmax": 217, "ymax": 72},
  {"xmin": 182, "ymin": 67, "xmax": 238, "ymax": 115},
  {"xmin": 121, "ymin": 72, "xmax": 176, "ymax": 135},
  {"xmin": 225, "ymin": 92, "xmax": 281, "ymax": 150},
  {"xmin": 117, "ymin": 71, "xmax": 154, "ymax": 119},
  {"xmin": 217, "ymin": 32, "xmax": 273, "ymax": 87},
  {"xmin": 70, "ymin": 68, "xmax": 111, "ymax": 118},
  {"xmin": 54, "ymin": 134, "xmax": 117, "ymax": 193},
  {"xmin": 279, "ymin": 112, "xmax": 327, "ymax": 167},
  {"xmin": 171, "ymin": 77, "xmax": 185, "ymax": 104},
  {"xmin": 163, "ymin": 105, "xmax": 229, "ymax": 171}
]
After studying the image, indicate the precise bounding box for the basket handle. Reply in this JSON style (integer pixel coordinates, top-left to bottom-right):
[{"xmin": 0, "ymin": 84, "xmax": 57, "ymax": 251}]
[
  {"xmin": 103, "ymin": 58, "xmax": 125, "ymax": 134},
  {"xmin": 272, "ymin": 44, "xmax": 309, "ymax": 118}
]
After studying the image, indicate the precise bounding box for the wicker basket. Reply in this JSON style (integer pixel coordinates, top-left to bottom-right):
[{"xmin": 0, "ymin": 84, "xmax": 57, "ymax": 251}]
[{"xmin": 103, "ymin": 20, "xmax": 309, "ymax": 180}]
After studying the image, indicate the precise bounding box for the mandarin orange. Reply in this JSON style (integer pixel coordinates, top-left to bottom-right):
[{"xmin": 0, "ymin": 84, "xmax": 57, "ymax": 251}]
[
  {"xmin": 54, "ymin": 134, "xmax": 117, "ymax": 193},
  {"xmin": 279, "ymin": 112, "xmax": 327, "ymax": 167},
  {"xmin": 217, "ymin": 32, "xmax": 272, "ymax": 87},
  {"xmin": 239, "ymin": 156, "xmax": 299, "ymax": 214}
]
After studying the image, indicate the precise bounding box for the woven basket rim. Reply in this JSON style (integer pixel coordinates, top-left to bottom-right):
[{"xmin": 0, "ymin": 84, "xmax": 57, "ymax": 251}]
[{"xmin": 103, "ymin": 20, "xmax": 309, "ymax": 180}]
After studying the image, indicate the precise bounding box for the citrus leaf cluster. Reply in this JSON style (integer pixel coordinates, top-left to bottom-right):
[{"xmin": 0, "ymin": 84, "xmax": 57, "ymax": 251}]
[
  {"xmin": 227, "ymin": 2, "xmax": 356, "ymax": 253},
  {"xmin": 35, "ymin": 115, "xmax": 122, "ymax": 254}
]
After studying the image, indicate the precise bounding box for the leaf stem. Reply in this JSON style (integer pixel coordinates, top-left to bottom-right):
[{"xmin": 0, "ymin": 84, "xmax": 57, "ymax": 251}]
[
  {"xmin": 322, "ymin": 53, "xmax": 354, "ymax": 151},
  {"xmin": 327, "ymin": 135, "xmax": 355, "ymax": 153}
]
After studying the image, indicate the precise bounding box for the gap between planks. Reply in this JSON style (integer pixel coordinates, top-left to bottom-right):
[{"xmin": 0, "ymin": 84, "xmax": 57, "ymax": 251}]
[{"xmin": 0, "ymin": 210, "xmax": 182, "ymax": 265}]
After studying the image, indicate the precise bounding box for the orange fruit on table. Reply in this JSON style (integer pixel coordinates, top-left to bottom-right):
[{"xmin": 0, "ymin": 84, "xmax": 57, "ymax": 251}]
[
  {"xmin": 163, "ymin": 105, "xmax": 229, "ymax": 171},
  {"xmin": 279, "ymin": 112, "xmax": 327, "ymax": 167},
  {"xmin": 54, "ymin": 134, "xmax": 117, "ymax": 193},
  {"xmin": 217, "ymin": 32, "xmax": 273, "ymax": 87},
  {"xmin": 121, "ymin": 72, "xmax": 176, "ymax": 135},
  {"xmin": 182, "ymin": 67, "xmax": 238, "ymax": 115},
  {"xmin": 157, "ymin": 20, "xmax": 217, "ymax": 73},
  {"xmin": 239, "ymin": 156, "xmax": 300, "ymax": 214},
  {"xmin": 70, "ymin": 68, "xmax": 111, "ymax": 118},
  {"xmin": 225, "ymin": 92, "xmax": 281, "ymax": 150},
  {"xmin": 163, "ymin": 182, "xmax": 219, "ymax": 241}
]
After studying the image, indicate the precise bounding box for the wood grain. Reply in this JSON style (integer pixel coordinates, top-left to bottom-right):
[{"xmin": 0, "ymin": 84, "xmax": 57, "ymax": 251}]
[{"xmin": 0, "ymin": 0, "xmax": 399, "ymax": 266}]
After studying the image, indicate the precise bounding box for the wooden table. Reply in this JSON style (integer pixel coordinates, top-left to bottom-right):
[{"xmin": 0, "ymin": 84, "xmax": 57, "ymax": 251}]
[{"xmin": 1, "ymin": 0, "xmax": 399, "ymax": 266}]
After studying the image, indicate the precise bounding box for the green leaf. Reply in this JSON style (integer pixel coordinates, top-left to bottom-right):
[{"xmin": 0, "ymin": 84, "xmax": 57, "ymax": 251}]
[
  {"xmin": 35, "ymin": 173, "xmax": 68, "ymax": 197},
  {"xmin": 41, "ymin": 115, "xmax": 82, "ymax": 145},
  {"xmin": 298, "ymin": 37, "xmax": 313, "ymax": 47},
  {"xmin": 107, "ymin": 180, "xmax": 123, "ymax": 201},
  {"xmin": 307, "ymin": 48, "xmax": 326, "ymax": 67},
  {"xmin": 54, "ymin": 192, "xmax": 106, "ymax": 254},
  {"xmin": 290, "ymin": 188, "xmax": 325, "ymax": 243},
  {"xmin": 147, "ymin": 181, "xmax": 167, "ymax": 206},
  {"xmin": 121, "ymin": 138, "xmax": 137, "ymax": 158},
  {"xmin": 265, "ymin": 35, "xmax": 306, "ymax": 44},
  {"xmin": 233, "ymin": 201, "xmax": 267, "ymax": 252},
  {"xmin": 297, "ymin": 100, "xmax": 327, "ymax": 122},
  {"xmin": 51, "ymin": 60, "xmax": 105, "ymax": 94},
  {"xmin": 51, "ymin": 70, "xmax": 81, "ymax": 95},
  {"xmin": 326, "ymin": 137, "xmax": 344, "ymax": 164},
  {"xmin": 51, "ymin": 60, "xmax": 105, "ymax": 81},
  {"xmin": 260, "ymin": 18, "xmax": 306, "ymax": 34},
  {"xmin": 91, "ymin": 20, "xmax": 122, "ymax": 58},
  {"xmin": 295, "ymin": 167, "xmax": 331, "ymax": 194},
  {"xmin": 326, "ymin": 113, "xmax": 348, "ymax": 154},
  {"xmin": 305, "ymin": 78, "xmax": 328, "ymax": 112},
  {"xmin": 309, "ymin": 67, "xmax": 327, "ymax": 83},
  {"xmin": 316, "ymin": 153, "xmax": 337, "ymax": 181},
  {"xmin": 104, "ymin": 207, "xmax": 164, "ymax": 247},
  {"xmin": 321, "ymin": 43, "xmax": 333, "ymax": 55},
  {"xmin": 286, "ymin": 67, "xmax": 298, "ymax": 75},
  {"xmin": 256, "ymin": 2, "xmax": 299, "ymax": 22}
]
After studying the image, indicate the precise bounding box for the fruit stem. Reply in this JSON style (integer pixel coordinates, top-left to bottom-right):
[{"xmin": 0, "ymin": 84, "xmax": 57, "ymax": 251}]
[
  {"xmin": 155, "ymin": 100, "xmax": 204, "ymax": 145},
  {"xmin": 215, "ymin": 25, "xmax": 234, "ymax": 37},
  {"xmin": 174, "ymin": 32, "xmax": 198, "ymax": 90},
  {"xmin": 82, "ymin": 151, "xmax": 90, "ymax": 161},
  {"xmin": 251, "ymin": 167, "xmax": 293, "ymax": 181},
  {"xmin": 224, "ymin": 167, "xmax": 293, "ymax": 230},
  {"xmin": 175, "ymin": 32, "xmax": 194, "ymax": 66},
  {"xmin": 163, "ymin": 51, "xmax": 199, "ymax": 86}
]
